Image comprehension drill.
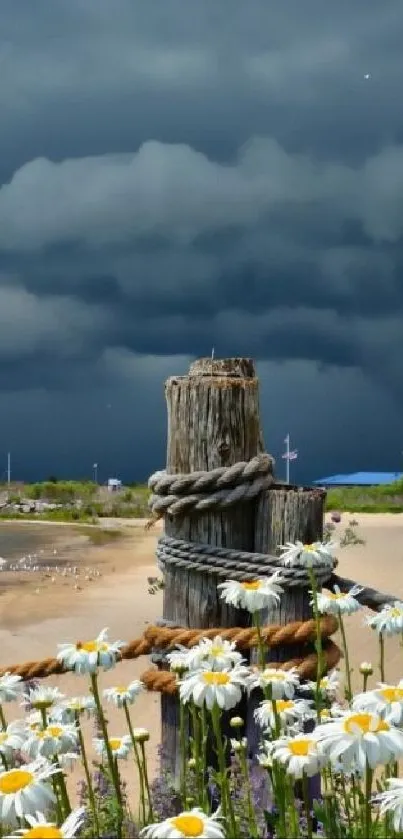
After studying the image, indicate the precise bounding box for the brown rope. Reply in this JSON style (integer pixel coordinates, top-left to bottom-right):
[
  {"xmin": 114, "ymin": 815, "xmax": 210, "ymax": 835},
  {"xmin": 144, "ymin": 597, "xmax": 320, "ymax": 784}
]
[
  {"xmin": 0, "ymin": 616, "xmax": 338, "ymax": 683},
  {"xmin": 140, "ymin": 640, "xmax": 341, "ymax": 694}
]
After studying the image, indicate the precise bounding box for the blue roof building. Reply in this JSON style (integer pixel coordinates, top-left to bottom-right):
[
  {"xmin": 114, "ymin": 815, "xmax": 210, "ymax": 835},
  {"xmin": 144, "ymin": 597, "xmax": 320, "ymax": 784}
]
[{"xmin": 312, "ymin": 472, "xmax": 403, "ymax": 487}]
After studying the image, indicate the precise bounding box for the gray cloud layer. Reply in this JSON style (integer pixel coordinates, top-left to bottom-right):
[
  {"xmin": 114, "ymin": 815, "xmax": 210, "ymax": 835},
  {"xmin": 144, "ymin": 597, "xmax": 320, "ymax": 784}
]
[{"xmin": 1, "ymin": 0, "xmax": 403, "ymax": 481}]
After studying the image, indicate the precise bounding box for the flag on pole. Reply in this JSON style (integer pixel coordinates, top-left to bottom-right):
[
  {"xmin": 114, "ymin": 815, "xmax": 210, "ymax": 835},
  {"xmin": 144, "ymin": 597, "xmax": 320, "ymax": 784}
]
[{"xmin": 282, "ymin": 449, "xmax": 298, "ymax": 460}]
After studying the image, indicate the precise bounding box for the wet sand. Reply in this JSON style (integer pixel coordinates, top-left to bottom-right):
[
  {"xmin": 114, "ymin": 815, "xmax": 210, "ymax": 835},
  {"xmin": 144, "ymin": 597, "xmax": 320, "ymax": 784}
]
[{"xmin": 0, "ymin": 513, "xmax": 403, "ymax": 808}]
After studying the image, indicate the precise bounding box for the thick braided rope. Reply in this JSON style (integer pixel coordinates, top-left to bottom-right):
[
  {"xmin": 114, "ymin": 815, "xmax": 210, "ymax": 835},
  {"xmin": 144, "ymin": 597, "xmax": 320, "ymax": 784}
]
[
  {"xmin": 140, "ymin": 640, "xmax": 342, "ymax": 695},
  {"xmin": 148, "ymin": 454, "xmax": 274, "ymax": 517},
  {"xmin": 157, "ymin": 536, "xmax": 337, "ymax": 587},
  {"xmin": 0, "ymin": 616, "xmax": 337, "ymax": 682}
]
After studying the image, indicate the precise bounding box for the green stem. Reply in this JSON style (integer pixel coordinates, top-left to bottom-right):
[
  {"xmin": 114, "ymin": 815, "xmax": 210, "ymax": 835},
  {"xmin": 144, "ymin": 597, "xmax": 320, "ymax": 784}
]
[
  {"xmin": 338, "ymin": 610, "xmax": 352, "ymax": 702},
  {"xmin": 302, "ymin": 772, "xmax": 312, "ymax": 839},
  {"xmin": 253, "ymin": 611, "xmax": 267, "ymax": 670},
  {"xmin": 123, "ymin": 701, "xmax": 146, "ymax": 824},
  {"xmin": 239, "ymin": 746, "xmax": 259, "ymax": 839},
  {"xmin": 190, "ymin": 703, "xmax": 204, "ymax": 808},
  {"xmin": 211, "ymin": 703, "xmax": 237, "ymax": 838},
  {"xmin": 364, "ymin": 763, "xmax": 373, "ymax": 838},
  {"xmin": 379, "ymin": 633, "xmax": 386, "ymax": 682},
  {"xmin": 54, "ymin": 758, "xmax": 71, "ymax": 819},
  {"xmin": 178, "ymin": 698, "xmax": 188, "ymax": 807},
  {"xmin": 90, "ymin": 673, "xmax": 123, "ymax": 839},
  {"xmin": 340, "ymin": 771, "xmax": 352, "ymax": 836},
  {"xmin": 140, "ymin": 741, "xmax": 154, "ymax": 822},
  {"xmin": 0, "ymin": 753, "xmax": 8, "ymax": 771},
  {"xmin": 308, "ymin": 568, "xmax": 324, "ymax": 720},
  {"xmin": 0, "ymin": 706, "xmax": 7, "ymax": 731},
  {"xmin": 75, "ymin": 711, "xmax": 100, "ymax": 835},
  {"xmin": 363, "ymin": 673, "xmax": 369, "ymax": 692}
]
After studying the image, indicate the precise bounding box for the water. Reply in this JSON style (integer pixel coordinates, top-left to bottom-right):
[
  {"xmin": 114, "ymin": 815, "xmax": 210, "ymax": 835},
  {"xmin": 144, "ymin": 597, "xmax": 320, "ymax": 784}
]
[{"xmin": 0, "ymin": 524, "xmax": 71, "ymax": 559}]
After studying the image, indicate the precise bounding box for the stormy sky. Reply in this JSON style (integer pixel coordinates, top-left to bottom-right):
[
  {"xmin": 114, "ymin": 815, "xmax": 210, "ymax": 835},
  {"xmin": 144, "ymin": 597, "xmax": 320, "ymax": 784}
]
[{"xmin": 1, "ymin": 0, "xmax": 403, "ymax": 485}]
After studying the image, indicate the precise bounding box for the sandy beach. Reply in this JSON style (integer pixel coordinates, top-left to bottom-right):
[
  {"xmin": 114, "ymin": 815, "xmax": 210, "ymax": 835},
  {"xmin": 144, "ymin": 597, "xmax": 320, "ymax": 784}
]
[{"xmin": 1, "ymin": 512, "xmax": 403, "ymax": 807}]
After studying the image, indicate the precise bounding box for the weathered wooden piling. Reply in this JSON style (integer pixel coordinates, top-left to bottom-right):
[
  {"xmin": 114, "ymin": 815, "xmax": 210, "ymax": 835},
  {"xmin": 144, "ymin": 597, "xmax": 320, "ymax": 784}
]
[{"xmin": 158, "ymin": 356, "xmax": 326, "ymax": 776}]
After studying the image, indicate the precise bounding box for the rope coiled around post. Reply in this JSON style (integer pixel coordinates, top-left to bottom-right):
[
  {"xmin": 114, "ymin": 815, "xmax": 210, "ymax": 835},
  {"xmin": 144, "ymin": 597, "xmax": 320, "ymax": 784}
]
[
  {"xmin": 157, "ymin": 536, "xmax": 337, "ymax": 587},
  {"xmin": 148, "ymin": 454, "xmax": 275, "ymax": 518},
  {"xmin": 0, "ymin": 615, "xmax": 338, "ymax": 683}
]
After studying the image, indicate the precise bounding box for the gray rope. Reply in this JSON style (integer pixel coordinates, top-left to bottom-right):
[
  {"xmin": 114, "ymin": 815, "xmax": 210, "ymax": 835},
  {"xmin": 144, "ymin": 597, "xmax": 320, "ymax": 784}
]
[
  {"xmin": 157, "ymin": 536, "xmax": 336, "ymax": 587},
  {"xmin": 329, "ymin": 572, "xmax": 400, "ymax": 613},
  {"xmin": 148, "ymin": 454, "xmax": 274, "ymax": 517}
]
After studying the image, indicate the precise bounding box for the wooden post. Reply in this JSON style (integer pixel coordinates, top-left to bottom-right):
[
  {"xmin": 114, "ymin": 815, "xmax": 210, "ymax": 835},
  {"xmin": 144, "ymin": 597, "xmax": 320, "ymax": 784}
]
[{"xmin": 160, "ymin": 357, "xmax": 264, "ymax": 775}]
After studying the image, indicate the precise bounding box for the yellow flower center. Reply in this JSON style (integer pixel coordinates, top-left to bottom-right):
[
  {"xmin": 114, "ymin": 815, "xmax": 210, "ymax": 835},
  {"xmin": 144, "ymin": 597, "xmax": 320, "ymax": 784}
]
[
  {"xmin": 170, "ymin": 815, "xmax": 205, "ymax": 837},
  {"xmin": 264, "ymin": 671, "xmax": 286, "ymax": 682},
  {"xmin": 390, "ymin": 608, "xmax": 403, "ymax": 618},
  {"xmin": 115, "ymin": 686, "xmax": 127, "ymax": 694},
  {"xmin": 303, "ymin": 544, "xmax": 315, "ymax": 552},
  {"xmin": 210, "ymin": 646, "xmax": 224, "ymax": 657},
  {"xmin": 344, "ymin": 713, "xmax": 390, "ymax": 735},
  {"xmin": 0, "ymin": 733, "xmax": 7, "ymax": 744},
  {"xmin": 0, "ymin": 769, "xmax": 33, "ymax": 794},
  {"xmin": 327, "ymin": 593, "xmax": 345, "ymax": 600},
  {"xmin": 288, "ymin": 738, "xmax": 313, "ymax": 756},
  {"xmin": 109, "ymin": 738, "xmax": 123, "ymax": 751},
  {"xmin": 77, "ymin": 640, "xmax": 108, "ymax": 653},
  {"xmin": 47, "ymin": 726, "xmax": 63, "ymax": 738},
  {"xmin": 202, "ymin": 672, "xmax": 231, "ymax": 686},
  {"xmin": 241, "ymin": 581, "xmax": 261, "ymax": 590},
  {"xmin": 275, "ymin": 700, "xmax": 294, "ymax": 712},
  {"xmin": 320, "ymin": 709, "xmax": 331, "ymax": 719},
  {"xmin": 24, "ymin": 828, "xmax": 62, "ymax": 839},
  {"xmin": 32, "ymin": 699, "xmax": 54, "ymax": 709},
  {"xmin": 379, "ymin": 687, "xmax": 403, "ymax": 703}
]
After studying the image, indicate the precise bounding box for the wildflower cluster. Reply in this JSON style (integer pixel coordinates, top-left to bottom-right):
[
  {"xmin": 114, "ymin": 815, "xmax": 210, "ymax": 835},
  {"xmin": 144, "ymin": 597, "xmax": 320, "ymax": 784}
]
[{"xmin": 1, "ymin": 536, "xmax": 403, "ymax": 837}]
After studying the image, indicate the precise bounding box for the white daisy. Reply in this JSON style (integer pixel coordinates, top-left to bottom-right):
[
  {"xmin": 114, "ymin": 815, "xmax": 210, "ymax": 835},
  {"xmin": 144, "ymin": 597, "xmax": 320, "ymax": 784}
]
[
  {"xmin": 0, "ymin": 722, "xmax": 27, "ymax": 758},
  {"xmin": 0, "ymin": 674, "xmax": 23, "ymax": 704},
  {"xmin": 247, "ymin": 666, "xmax": 300, "ymax": 699},
  {"xmin": 319, "ymin": 704, "xmax": 344, "ymax": 723},
  {"xmin": 130, "ymin": 728, "xmax": 150, "ymax": 743},
  {"xmin": 103, "ymin": 680, "xmax": 145, "ymax": 708},
  {"xmin": 52, "ymin": 695, "xmax": 96, "ymax": 723},
  {"xmin": 57, "ymin": 627, "xmax": 125, "ymax": 673},
  {"xmin": 300, "ymin": 669, "xmax": 340, "ymax": 700},
  {"xmin": 179, "ymin": 666, "xmax": 248, "ymax": 711},
  {"xmin": 27, "ymin": 686, "xmax": 65, "ymax": 711},
  {"xmin": 0, "ymin": 758, "xmax": 59, "ymax": 824},
  {"xmin": 278, "ymin": 540, "xmax": 337, "ymax": 568},
  {"xmin": 23, "ymin": 722, "xmax": 78, "ymax": 760},
  {"xmin": 255, "ymin": 698, "xmax": 315, "ymax": 730},
  {"xmin": 366, "ymin": 603, "xmax": 403, "ymax": 636},
  {"xmin": 272, "ymin": 734, "xmax": 326, "ymax": 778},
  {"xmin": 5, "ymin": 806, "xmax": 86, "ymax": 838},
  {"xmin": 140, "ymin": 807, "xmax": 225, "ymax": 838},
  {"xmin": 217, "ymin": 573, "xmax": 284, "ymax": 613},
  {"xmin": 168, "ymin": 636, "xmax": 244, "ymax": 673},
  {"xmin": 353, "ymin": 682, "xmax": 403, "ymax": 724},
  {"xmin": 314, "ymin": 710, "xmax": 403, "ymax": 770},
  {"xmin": 315, "ymin": 584, "xmax": 362, "ymax": 616},
  {"xmin": 94, "ymin": 735, "xmax": 131, "ymax": 760},
  {"xmin": 373, "ymin": 778, "xmax": 403, "ymax": 833}
]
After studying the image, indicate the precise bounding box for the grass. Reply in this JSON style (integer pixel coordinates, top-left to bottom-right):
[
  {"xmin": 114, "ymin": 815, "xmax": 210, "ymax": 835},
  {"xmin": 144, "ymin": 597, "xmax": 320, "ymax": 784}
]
[{"xmin": 326, "ymin": 477, "xmax": 403, "ymax": 512}]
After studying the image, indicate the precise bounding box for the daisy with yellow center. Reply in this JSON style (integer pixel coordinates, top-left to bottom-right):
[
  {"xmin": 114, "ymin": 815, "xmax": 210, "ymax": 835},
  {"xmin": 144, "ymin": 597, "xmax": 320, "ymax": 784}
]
[
  {"xmin": 353, "ymin": 680, "xmax": 403, "ymax": 724},
  {"xmin": 23, "ymin": 722, "xmax": 78, "ymax": 760},
  {"xmin": 314, "ymin": 710, "xmax": 403, "ymax": 770},
  {"xmin": 103, "ymin": 679, "xmax": 145, "ymax": 708},
  {"xmin": 53, "ymin": 695, "xmax": 96, "ymax": 723},
  {"xmin": 5, "ymin": 807, "xmax": 86, "ymax": 839},
  {"xmin": 254, "ymin": 697, "xmax": 314, "ymax": 730},
  {"xmin": 217, "ymin": 572, "xmax": 284, "ymax": 613},
  {"xmin": 0, "ymin": 758, "xmax": 60, "ymax": 824},
  {"xmin": 247, "ymin": 666, "xmax": 300, "ymax": 699},
  {"xmin": 271, "ymin": 734, "xmax": 326, "ymax": 778},
  {"xmin": 179, "ymin": 665, "xmax": 249, "ymax": 710},
  {"xmin": 315, "ymin": 584, "xmax": 362, "ymax": 616},
  {"xmin": 27, "ymin": 686, "xmax": 65, "ymax": 712},
  {"xmin": 94, "ymin": 734, "xmax": 132, "ymax": 760},
  {"xmin": 140, "ymin": 807, "xmax": 225, "ymax": 838},
  {"xmin": 366, "ymin": 602, "xmax": 403, "ymax": 636},
  {"xmin": 278, "ymin": 539, "xmax": 337, "ymax": 569},
  {"xmin": 168, "ymin": 636, "xmax": 243, "ymax": 673},
  {"xmin": 56, "ymin": 627, "xmax": 125, "ymax": 673}
]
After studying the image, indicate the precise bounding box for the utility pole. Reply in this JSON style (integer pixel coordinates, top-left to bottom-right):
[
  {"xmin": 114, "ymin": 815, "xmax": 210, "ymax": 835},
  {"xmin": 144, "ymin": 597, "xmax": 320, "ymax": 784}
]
[
  {"xmin": 282, "ymin": 435, "xmax": 298, "ymax": 484},
  {"xmin": 93, "ymin": 462, "xmax": 98, "ymax": 484}
]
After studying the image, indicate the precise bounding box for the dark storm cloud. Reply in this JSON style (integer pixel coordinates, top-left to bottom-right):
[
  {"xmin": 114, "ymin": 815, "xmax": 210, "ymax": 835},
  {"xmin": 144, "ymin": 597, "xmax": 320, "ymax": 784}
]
[{"xmin": 1, "ymin": 0, "xmax": 403, "ymax": 479}]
